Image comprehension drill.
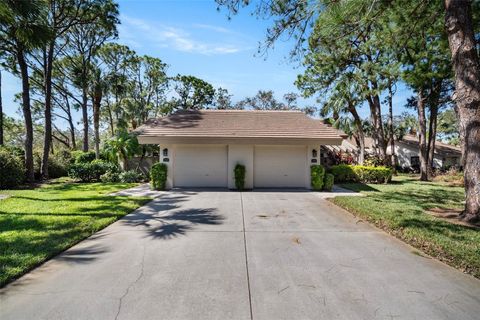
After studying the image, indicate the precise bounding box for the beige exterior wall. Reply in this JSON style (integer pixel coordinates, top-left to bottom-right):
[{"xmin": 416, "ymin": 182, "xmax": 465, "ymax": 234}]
[{"xmin": 155, "ymin": 143, "xmax": 324, "ymax": 190}]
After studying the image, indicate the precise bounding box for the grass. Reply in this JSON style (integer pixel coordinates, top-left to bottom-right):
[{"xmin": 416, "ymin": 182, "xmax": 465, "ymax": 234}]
[
  {"xmin": 0, "ymin": 181, "xmax": 150, "ymax": 287},
  {"xmin": 332, "ymin": 175, "xmax": 480, "ymax": 278}
]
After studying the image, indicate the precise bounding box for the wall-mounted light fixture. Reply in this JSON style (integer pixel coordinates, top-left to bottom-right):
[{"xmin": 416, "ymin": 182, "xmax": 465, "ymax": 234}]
[
  {"xmin": 163, "ymin": 148, "xmax": 169, "ymax": 157},
  {"xmin": 312, "ymin": 149, "xmax": 318, "ymax": 158}
]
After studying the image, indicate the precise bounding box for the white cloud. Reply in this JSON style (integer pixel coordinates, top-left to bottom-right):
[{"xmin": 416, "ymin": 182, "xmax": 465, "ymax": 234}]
[
  {"xmin": 120, "ymin": 15, "xmax": 247, "ymax": 55},
  {"xmin": 192, "ymin": 23, "xmax": 233, "ymax": 34}
]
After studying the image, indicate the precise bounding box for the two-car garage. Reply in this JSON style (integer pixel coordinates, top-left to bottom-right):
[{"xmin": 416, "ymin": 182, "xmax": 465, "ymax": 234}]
[
  {"xmin": 171, "ymin": 145, "xmax": 307, "ymax": 189},
  {"xmin": 135, "ymin": 110, "xmax": 346, "ymax": 189}
]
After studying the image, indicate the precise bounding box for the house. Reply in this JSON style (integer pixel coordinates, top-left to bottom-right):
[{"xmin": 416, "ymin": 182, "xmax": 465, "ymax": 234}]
[
  {"xmin": 321, "ymin": 134, "xmax": 462, "ymax": 170},
  {"xmin": 387, "ymin": 134, "xmax": 462, "ymax": 170},
  {"xmin": 135, "ymin": 110, "xmax": 347, "ymax": 189}
]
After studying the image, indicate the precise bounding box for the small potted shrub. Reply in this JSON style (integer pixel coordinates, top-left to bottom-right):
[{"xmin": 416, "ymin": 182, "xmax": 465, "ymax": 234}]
[
  {"xmin": 310, "ymin": 164, "xmax": 325, "ymax": 191},
  {"xmin": 150, "ymin": 163, "xmax": 168, "ymax": 190},
  {"xmin": 234, "ymin": 164, "xmax": 246, "ymax": 191}
]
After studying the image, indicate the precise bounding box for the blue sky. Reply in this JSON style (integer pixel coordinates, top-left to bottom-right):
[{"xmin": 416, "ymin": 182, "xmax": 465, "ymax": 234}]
[{"xmin": 2, "ymin": 0, "xmax": 413, "ymax": 124}]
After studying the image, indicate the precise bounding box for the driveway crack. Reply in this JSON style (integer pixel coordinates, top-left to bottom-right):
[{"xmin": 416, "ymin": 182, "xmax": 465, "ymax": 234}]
[
  {"xmin": 240, "ymin": 192, "xmax": 254, "ymax": 320},
  {"xmin": 114, "ymin": 243, "xmax": 146, "ymax": 320}
]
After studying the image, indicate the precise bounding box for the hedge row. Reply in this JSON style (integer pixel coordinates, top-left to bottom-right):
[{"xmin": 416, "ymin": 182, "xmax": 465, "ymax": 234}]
[
  {"xmin": 330, "ymin": 164, "xmax": 392, "ymax": 184},
  {"xmin": 68, "ymin": 160, "xmax": 119, "ymax": 182}
]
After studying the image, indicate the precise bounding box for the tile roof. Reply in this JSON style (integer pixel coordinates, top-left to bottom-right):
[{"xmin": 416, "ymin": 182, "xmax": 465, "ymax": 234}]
[
  {"xmin": 362, "ymin": 134, "xmax": 461, "ymax": 155},
  {"xmin": 399, "ymin": 134, "xmax": 461, "ymax": 155},
  {"xmin": 135, "ymin": 110, "xmax": 348, "ymax": 140}
]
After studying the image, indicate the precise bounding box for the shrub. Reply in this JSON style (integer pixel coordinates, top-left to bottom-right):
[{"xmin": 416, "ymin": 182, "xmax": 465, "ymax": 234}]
[
  {"xmin": 310, "ymin": 165, "xmax": 325, "ymax": 191},
  {"xmin": 364, "ymin": 154, "xmax": 385, "ymax": 167},
  {"xmin": 119, "ymin": 170, "xmax": 143, "ymax": 183},
  {"xmin": 323, "ymin": 173, "xmax": 334, "ymax": 191},
  {"xmin": 329, "ymin": 164, "xmax": 357, "ymax": 183},
  {"xmin": 70, "ymin": 150, "xmax": 96, "ymax": 164},
  {"xmin": 100, "ymin": 170, "xmax": 120, "ymax": 183},
  {"xmin": 68, "ymin": 160, "xmax": 118, "ymax": 182},
  {"xmin": 150, "ymin": 163, "xmax": 167, "ymax": 190},
  {"xmin": 330, "ymin": 164, "xmax": 392, "ymax": 184},
  {"xmin": 353, "ymin": 166, "xmax": 392, "ymax": 184},
  {"xmin": 0, "ymin": 147, "xmax": 25, "ymax": 189},
  {"xmin": 234, "ymin": 163, "xmax": 246, "ymax": 190}
]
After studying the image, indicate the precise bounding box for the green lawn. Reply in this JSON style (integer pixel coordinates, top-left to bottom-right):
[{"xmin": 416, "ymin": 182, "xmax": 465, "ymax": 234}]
[
  {"xmin": 331, "ymin": 175, "xmax": 480, "ymax": 278},
  {"xmin": 0, "ymin": 182, "xmax": 150, "ymax": 287}
]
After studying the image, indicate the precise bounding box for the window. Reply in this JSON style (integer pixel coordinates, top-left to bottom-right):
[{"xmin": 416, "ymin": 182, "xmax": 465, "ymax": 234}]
[{"xmin": 410, "ymin": 156, "xmax": 420, "ymax": 167}]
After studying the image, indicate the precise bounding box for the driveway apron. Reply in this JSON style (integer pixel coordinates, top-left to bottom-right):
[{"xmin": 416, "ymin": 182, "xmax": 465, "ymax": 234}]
[{"xmin": 1, "ymin": 190, "xmax": 479, "ymax": 320}]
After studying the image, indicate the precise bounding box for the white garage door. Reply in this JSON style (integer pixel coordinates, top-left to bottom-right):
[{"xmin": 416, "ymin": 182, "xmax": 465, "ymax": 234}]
[
  {"xmin": 254, "ymin": 145, "xmax": 307, "ymax": 188},
  {"xmin": 173, "ymin": 145, "xmax": 228, "ymax": 187}
]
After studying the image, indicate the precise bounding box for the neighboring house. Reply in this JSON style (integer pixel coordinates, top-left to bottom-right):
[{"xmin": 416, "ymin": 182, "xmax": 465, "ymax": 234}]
[
  {"xmin": 387, "ymin": 134, "xmax": 462, "ymax": 170},
  {"xmin": 322, "ymin": 134, "xmax": 461, "ymax": 170},
  {"xmin": 135, "ymin": 110, "xmax": 346, "ymax": 189}
]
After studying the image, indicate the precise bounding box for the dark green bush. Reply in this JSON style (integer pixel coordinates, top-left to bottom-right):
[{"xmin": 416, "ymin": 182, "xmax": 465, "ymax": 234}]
[
  {"xmin": 310, "ymin": 165, "xmax": 325, "ymax": 191},
  {"xmin": 323, "ymin": 173, "xmax": 334, "ymax": 191},
  {"xmin": 150, "ymin": 163, "xmax": 168, "ymax": 190},
  {"xmin": 33, "ymin": 150, "xmax": 70, "ymax": 179},
  {"xmin": 329, "ymin": 164, "xmax": 356, "ymax": 183},
  {"xmin": 70, "ymin": 150, "xmax": 96, "ymax": 164},
  {"xmin": 100, "ymin": 170, "xmax": 120, "ymax": 183},
  {"xmin": 0, "ymin": 147, "xmax": 25, "ymax": 189},
  {"xmin": 353, "ymin": 165, "xmax": 392, "ymax": 184},
  {"xmin": 68, "ymin": 160, "xmax": 118, "ymax": 182},
  {"xmin": 234, "ymin": 163, "xmax": 246, "ymax": 190},
  {"xmin": 330, "ymin": 164, "xmax": 392, "ymax": 184},
  {"xmin": 119, "ymin": 170, "xmax": 144, "ymax": 183}
]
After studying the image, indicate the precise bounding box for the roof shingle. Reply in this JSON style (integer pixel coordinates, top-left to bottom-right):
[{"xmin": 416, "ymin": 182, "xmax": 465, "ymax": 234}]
[{"xmin": 135, "ymin": 110, "xmax": 347, "ymax": 141}]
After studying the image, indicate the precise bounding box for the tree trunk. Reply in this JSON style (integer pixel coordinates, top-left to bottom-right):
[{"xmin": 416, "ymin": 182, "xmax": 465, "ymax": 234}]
[
  {"xmin": 372, "ymin": 94, "xmax": 387, "ymax": 161},
  {"xmin": 427, "ymin": 104, "xmax": 438, "ymax": 172},
  {"xmin": 67, "ymin": 105, "xmax": 76, "ymax": 149},
  {"xmin": 366, "ymin": 94, "xmax": 386, "ymax": 161},
  {"xmin": 17, "ymin": 48, "xmax": 35, "ymax": 182},
  {"xmin": 41, "ymin": 42, "xmax": 55, "ymax": 179},
  {"xmin": 0, "ymin": 70, "xmax": 3, "ymax": 145},
  {"xmin": 92, "ymin": 86, "xmax": 102, "ymax": 159},
  {"xmin": 417, "ymin": 91, "xmax": 429, "ymax": 181},
  {"xmin": 106, "ymin": 101, "xmax": 115, "ymax": 136},
  {"xmin": 388, "ymin": 84, "xmax": 396, "ymax": 169},
  {"xmin": 348, "ymin": 104, "xmax": 365, "ymax": 165},
  {"xmin": 82, "ymin": 86, "xmax": 89, "ymax": 152},
  {"xmin": 445, "ymin": 0, "xmax": 480, "ymax": 222}
]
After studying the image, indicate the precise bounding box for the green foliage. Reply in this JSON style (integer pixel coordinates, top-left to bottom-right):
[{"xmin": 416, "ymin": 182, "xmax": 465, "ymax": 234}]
[
  {"xmin": 234, "ymin": 163, "xmax": 246, "ymax": 190},
  {"xmin": 363, "ymin": 154, "xmax": 385, "ymax": 167},
  {"xmin": 33, "ymin": 150, "xmax": 70, "ymax": 179},
  {"xmin": 71, "ymin": 150, "xmax": 96, "ymax": 164},
  {"xmin": 310, "ymin": 165, "xmax": 325, "ymax": 191},
  {"xmin": 150, "ymin": 162, "xmax": 168, "ymax": 190},
  {"xmin": 100, "ymin": 170, "xmax": 120, "ymax": 183},
  {"xmin": 323, "ymin": 173, "xmax": 334, "ymax": 191},
  {"xmin": 68, "ymin": 160, "xmax": 118, "ymax": 182},
  {"xmin": 0, "ymin": 147, "xmax": 25, "ymax": 189},
  {"xmin": 353, "ymin": 166, "xmax": 392, "ymax": 184},
  {"xmin": 103, "ymin": 130, "xmax": 140, "ymax": 169},
  {"xmin": 119, "ymin": 170, "xmax": 144, "ymax": 183},
  {"xmin": 330, "ymin": 164, "xmax": 392, "ymax": 184},
  {"xmin": 172, "ymin": 74, "xmax": 216, "ymax": 110},
  {"xmin": 330, "ymin": 164, "xmax": 356, "ymax": 183}
]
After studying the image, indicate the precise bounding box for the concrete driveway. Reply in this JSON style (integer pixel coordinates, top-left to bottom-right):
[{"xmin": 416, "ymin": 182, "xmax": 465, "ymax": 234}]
[{"xmin": 1, "ymin": 190, "xmax": 479, "ymax": 320}]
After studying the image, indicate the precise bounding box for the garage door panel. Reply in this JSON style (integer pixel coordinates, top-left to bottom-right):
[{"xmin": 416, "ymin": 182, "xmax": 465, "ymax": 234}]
[
  {"xmin": 174, "ymin": 145, "xmax": 227, "ymax": 187},
  {"xmin": 254, "ymin": 146, "xmax": 306, "ymax": 188}
]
